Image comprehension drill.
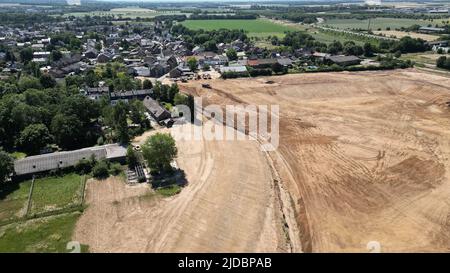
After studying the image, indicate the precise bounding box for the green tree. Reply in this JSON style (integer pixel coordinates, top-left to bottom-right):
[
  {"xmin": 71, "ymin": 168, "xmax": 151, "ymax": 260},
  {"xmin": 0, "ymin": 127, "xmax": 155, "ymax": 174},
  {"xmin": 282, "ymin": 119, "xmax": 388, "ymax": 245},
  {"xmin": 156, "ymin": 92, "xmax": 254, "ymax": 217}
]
[
  {"xmin": 0, "ymin": 150, "xmax": 14, "ymax": 185},
  {"xmin": 50, "ymin": 50, "xmax": 63, "ymax": 62},
  {"xmin": 5, "ymin": 50, "xmax": 16, "ymax": 63},
  {"xmin": 327, "ymin": 41, "xmax": 343, "ymax": 55},
  {"xmin": 18, "ymin": 76, "xmax": 42, "ymax": 91},
  {"xmin": 39, "ymin": 74, "xmax": 56, "ymax": 89},
  {"xmin": 19, "ymin": 48, "xmax": 33, "ymax": 63},
  {"xmin": 153, "ymin": 81, "xmax": 162, "ymax": 100},
  {"xmin": 126, "ymin": 146, "xmax": 138, "ymax": 168},
  {"xmin": 113, "ymin": 101, "xmax": 129, "ymax": 144},
  {"xmin": 51, "ymin": 114, "xmax": 83, "ymax": 150},
  {"xmin": 187, "ymin": 57, "xmax": 198, "ymax": 72},
  {"xmin": 142, "ymin": 133, "xmax": 177, "ymax": 173},
  {"xmin": 17, "ymin": 123, "xmax": 52, "ymax": 155},
  {"xmin": 363, "ymin": 42, "xmax": 374, "ymax": 57},
  {"xmin": 129, "ymin": 99, "xmax": 149, "ymax": 128},
  {"xmin": 168, "ymin": 83, "xmax": 179, "ymax": 104},
  {"xmin": 174, "ymin": 93, "xmax": 188, "ymax": 106},
  {"xmin": 202, "ymin": 63, "xmax": 210, "ymax": 71},
  {"xmin": 85, "ymin": 70, "xmax": 98, "ymax": 87},
  {"xmin": 226, "ymin": 48, "xmax": 238, "ymax": 61},
  {"xmin": 142, "ymin": 79, "xmax": 153, "ymax": 89}
]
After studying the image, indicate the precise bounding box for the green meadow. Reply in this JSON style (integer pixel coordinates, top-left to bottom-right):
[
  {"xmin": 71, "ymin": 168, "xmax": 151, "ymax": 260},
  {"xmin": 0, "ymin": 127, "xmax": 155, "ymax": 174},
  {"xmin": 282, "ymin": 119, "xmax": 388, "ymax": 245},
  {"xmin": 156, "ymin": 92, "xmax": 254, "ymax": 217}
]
[
  {"xmin": 323, "ymin": 17, "xmax": 431, "ymax": 30},
  {"xmin": 181, "ymin": 19, "xmax": 298, "ymax": 38}
]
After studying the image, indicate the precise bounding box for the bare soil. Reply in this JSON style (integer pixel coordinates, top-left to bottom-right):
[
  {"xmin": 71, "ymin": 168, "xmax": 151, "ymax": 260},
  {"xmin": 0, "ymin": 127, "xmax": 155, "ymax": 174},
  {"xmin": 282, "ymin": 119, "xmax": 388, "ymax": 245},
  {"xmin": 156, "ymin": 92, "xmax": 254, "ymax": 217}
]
[
  {"xmin": 73, "ymin": 125, "xmax": 292, "ymax": 252},
  {"xmin": 178, "ymin": 69, "xmax": 450, "ymax": 252}
]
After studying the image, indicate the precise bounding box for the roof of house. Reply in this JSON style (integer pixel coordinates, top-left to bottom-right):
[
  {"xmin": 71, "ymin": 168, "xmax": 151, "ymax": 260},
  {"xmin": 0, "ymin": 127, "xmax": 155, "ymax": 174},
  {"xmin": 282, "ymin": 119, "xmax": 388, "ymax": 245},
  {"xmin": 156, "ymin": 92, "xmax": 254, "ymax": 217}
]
[
  {"xmin": 143, "ymin": 96, "xmax": 171, "ymax": 120},
  {"xmin": 110, "ymin": 89, "xmax": 152, "ymax": 99},
  {"xmin": 14, "ymin": 144, "xmax": 126, "ymax": 176},
  {"xmin": 247, "ymin": 58, "xmax": 278, "ymax": 66},
  {"xmin": 419, "ymin": 26, "xmax": 445, "ymax": 32},
  {"xmin": 326, "ymin": 55, "xmax": 361, "ymax": 64},
  {"xmin": 220, "ymin": 65, "xmax": 248, "ymax": 73},
  {"xmin": 277, "ymin": 58, "xmax": 293, "ymax": 66}
]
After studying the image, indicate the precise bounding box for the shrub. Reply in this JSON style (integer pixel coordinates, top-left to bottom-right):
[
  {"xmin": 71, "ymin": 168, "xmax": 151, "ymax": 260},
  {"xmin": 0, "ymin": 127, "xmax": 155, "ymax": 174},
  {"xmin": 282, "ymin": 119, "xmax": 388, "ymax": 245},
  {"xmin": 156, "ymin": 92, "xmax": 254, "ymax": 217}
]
[
  {"xmin": 126, "ymin": 146, "xmax": 138, "ymax": 168},
  {"xmin": 75, "ymin": 159, "xmax": 93, "ymax": 174},
  {"xmin": 109, "ymin": 163, "xmax": 123, "ymax": 176},
  {"xmin": 92, "ymin": 161, "xmax": 109, "ymax": 179}
]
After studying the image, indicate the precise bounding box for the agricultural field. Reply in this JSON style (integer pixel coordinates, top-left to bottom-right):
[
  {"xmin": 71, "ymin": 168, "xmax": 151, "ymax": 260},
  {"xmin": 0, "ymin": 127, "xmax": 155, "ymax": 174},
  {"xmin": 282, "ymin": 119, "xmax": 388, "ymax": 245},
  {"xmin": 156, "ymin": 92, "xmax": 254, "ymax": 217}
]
[
  {"xmin": 181, "ymin": 19, "xmax": 298, "ymax": 38},
  {"xmin": 374, "ymin": 30, "xmax": 440, "ymax": 41},
  {"xmin": 266, "ymin": 18, "xmax": 379, "ymax": 45},
  {"xmin": 73, "ymin": 127, "xmax": 295, "ymax": 252},
  {"xmin": 63, "ymin": 7, "xmax": 188, "ymax": 19},
  {"xmin": 178, "ymin": 69, "xmax": 450, "ymax": 252},
  {"xmin": 323, "ymin": 17, "xmax": 431, "ymax": 30}
]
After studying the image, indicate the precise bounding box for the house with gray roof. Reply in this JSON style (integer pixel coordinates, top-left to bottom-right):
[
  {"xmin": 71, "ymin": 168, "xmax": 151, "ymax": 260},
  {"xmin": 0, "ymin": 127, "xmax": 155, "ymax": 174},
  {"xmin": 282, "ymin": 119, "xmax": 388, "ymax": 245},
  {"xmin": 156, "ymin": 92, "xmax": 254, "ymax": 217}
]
[
  {"xmin": 143, "ymin": 96, "xmax": 171, "ymax": 122},
  {"xmin": 325, "ymin": 55, "xmax": 361, "ymax": 66},
  {"xmin": 13, "ymin": 144, "xmax": 127, "ymax": 178}
]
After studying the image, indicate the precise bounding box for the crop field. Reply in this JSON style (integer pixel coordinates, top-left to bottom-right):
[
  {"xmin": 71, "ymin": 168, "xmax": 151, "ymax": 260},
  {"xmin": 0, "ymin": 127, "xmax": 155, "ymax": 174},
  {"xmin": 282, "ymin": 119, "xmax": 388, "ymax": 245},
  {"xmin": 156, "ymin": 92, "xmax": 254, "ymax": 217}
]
[
  {"xmin": 266, "ymin": 18, "xmax": 380, "ymax": 46},
  {"xmin": 323, "ymin": 18, "xmax": 431, "ymax": 30},
  {"xmin": 374, "ymin": 30, "xmax": 440, "ymax": 41},
  {"xmin": 181, "ymin": 19, "xmax": 298, "ymax": 37},
  {"xmin": 63, "ymin": 7, "xmax": 188, "ymax": 19}
]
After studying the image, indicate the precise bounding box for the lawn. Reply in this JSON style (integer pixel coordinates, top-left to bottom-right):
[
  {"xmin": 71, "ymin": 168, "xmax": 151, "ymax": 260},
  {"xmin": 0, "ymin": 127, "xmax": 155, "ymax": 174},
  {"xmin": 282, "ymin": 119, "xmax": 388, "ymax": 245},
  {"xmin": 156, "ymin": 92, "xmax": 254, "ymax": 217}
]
[
  {"xmin": 0, "ymin": 181, "xmax": 32, "ymax": 224},
  {"xmin": 181, "ymin": 19, "xmax": 298, "ymax": 38},
  {"xmin": 323, "ymin": 18, "xmax": 430, "ymax": 30},
  {"xmin": 0, "ymin": 212, "xmax": 88, "ymax": 253},
  {"xmin": 156, "ymin": 184, "xmax": 181, "ymax": 197},
  {"xmin": 29, "ymin": 174, "xmax": 85, "ymax": 215}
]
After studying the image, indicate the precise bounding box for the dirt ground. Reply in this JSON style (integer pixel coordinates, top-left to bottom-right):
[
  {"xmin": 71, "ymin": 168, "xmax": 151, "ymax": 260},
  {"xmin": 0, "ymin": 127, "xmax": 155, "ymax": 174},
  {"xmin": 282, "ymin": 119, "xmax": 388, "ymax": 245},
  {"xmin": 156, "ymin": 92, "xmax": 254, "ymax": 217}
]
[
  {"xmin": 373, "ymin": 30, "xmax": 440, "ymax": 41},
  {"xmin": 73, "ymin": 124, "xmax": 295, "ymax": 252},
  {"xmin": 178, "ymin": 69, "xmax": 450, "ymax": 252}
]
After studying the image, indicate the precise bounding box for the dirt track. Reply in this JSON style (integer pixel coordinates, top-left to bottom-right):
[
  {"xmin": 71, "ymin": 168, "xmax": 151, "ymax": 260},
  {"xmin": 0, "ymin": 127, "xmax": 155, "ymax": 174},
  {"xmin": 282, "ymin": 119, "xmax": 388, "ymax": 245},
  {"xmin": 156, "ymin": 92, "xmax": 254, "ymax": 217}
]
[
  {"xmin": 74, "ymin": 125, "xmax": 294, "ymax": 252},
  {"xmin": 179, "ymin": 69, "xmax": 450, "ymax": 252}
]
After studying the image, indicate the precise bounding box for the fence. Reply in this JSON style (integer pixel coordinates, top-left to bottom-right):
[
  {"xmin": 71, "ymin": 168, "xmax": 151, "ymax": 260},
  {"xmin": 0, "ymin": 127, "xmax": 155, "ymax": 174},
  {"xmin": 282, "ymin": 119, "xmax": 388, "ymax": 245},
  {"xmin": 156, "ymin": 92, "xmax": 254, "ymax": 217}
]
[{"xmin": 0, "ymin": 175, "xmax": 88, "ymax": 227}]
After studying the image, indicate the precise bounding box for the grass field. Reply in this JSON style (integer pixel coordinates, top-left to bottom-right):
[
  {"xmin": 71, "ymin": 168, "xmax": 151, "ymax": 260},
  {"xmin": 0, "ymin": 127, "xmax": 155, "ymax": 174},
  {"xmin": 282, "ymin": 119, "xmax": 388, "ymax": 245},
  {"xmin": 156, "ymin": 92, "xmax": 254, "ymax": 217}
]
[
  {"xmin": 323, "ymin": 18, "xmax": 430, "ymax": 30},
  {"xmin": 181, "ymin": 19, "xmax": 298, "ymax": 38},
  {"xmin": 266, "ymin": 19, "xmax": 380, "ymax": 46},
  {"xmin": 29, "ymin": 174, "xmax": 85, "ymax": 215},
  {"xmin": 0, "ymin": 212, "xmax": 88, "ymax": 253},
  {"xmin": 0, "ymin": 181, "xmax": 31, "ymax": 223},
  {"xmin": 156, "ymin": 184, "xmax": 182, "ymax": 197},
  {"xmin": 0, "ymin": 173, "xmax": 88, "ymax": 252},
  {"xmin": 63, "ymin": 7, "xmax": 188, "ymax": 19}
]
